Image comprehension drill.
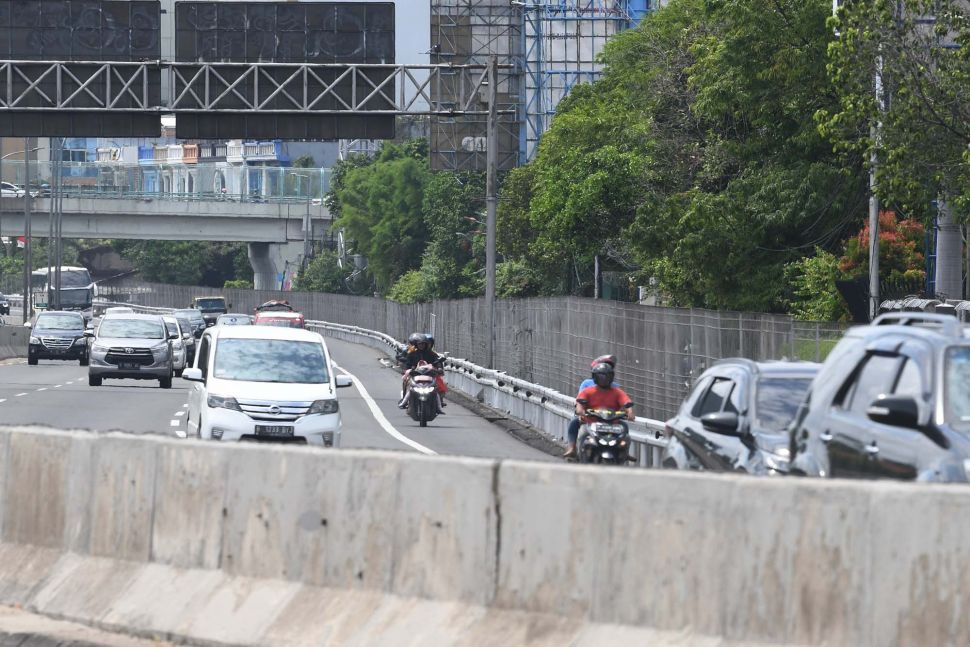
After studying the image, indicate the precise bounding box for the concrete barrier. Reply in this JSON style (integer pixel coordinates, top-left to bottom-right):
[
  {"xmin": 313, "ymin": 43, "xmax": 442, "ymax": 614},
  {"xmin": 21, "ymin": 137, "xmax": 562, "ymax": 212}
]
[
  {"xmin": 0, "ymin": 326, "xmax": 26, "ymax": 360},
  {"xmin": 1, "ymin": 426, "xmax": 969, "ymax": 646}
]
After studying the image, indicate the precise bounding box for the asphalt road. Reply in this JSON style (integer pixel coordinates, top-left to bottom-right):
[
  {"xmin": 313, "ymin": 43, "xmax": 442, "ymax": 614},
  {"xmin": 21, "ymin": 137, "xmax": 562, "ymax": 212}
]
[{"xmin": 0, "ymin": 334, "xmax": 552, "ymax": 462}]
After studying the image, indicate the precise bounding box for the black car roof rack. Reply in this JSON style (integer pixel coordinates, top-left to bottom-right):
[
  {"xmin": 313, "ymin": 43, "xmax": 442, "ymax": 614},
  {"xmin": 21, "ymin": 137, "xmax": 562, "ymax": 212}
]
[{"xmin": 870, "ymin": 312, "xmax": 963, "ymax": 337}]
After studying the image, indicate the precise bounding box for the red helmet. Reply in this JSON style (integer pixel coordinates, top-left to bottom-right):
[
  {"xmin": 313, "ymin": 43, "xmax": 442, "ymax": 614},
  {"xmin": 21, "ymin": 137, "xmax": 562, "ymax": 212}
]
[{"xmin": 590, "ymin": 354, "xmax": 617, "ymax": 369}]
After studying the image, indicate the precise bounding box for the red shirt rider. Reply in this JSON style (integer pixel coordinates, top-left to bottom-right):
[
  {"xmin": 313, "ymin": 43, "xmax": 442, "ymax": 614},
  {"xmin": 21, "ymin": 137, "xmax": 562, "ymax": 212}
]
[{"xmin": 575, "ymin": 385, "xmax": 633, "ymax": 423}]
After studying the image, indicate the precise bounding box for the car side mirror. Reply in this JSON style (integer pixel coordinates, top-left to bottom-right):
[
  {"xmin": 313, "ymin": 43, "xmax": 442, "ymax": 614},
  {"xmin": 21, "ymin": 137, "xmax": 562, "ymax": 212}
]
[
  {"xmin": 700, "ymin": 411, "xmax": 742, "ymax": 436},
  {"xmin": 182, "ymin": 368, "xmax": 204, "ymax": 382},
  {"xmin": 336, "ymin": 374, "xmax": 353, "ymax": 388},
  {"xmin": 23, "ymin": 322, "xmax": 31, "ymax": 329},
  {"xmin": 83, "ymin": 329, "xmax": 94, "ymax": 338},
  {"xmin": 867, "ymin": 395, "xmax": 920, "ymax": 429},
  {"xmin": 169, "ymin": 332, "xmax": 179, "ymax": 340},
  {"xmin": 183, "ymin": 332, "xmax": 192, "ymax": 340}
]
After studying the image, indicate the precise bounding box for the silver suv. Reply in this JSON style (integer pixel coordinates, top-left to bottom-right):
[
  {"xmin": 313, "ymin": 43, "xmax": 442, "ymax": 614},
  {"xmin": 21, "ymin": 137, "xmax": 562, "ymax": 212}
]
[{"xmin": 87, "ymin": 314, "xmax": 176, "ymax": 388}]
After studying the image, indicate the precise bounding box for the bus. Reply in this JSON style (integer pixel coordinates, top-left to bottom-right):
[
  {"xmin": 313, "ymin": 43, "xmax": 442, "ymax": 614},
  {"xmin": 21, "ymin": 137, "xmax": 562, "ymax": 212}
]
[{"xmin": 30, "ymin": 266, "xmax": 96, "ymax": 320}]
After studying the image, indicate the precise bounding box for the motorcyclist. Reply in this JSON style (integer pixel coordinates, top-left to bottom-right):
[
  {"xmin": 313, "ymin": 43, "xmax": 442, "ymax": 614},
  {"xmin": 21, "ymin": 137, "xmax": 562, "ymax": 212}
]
[
  {"xmin": 564, "ymin": 361, "xmax": 633, "ymax": 458},
  {"xmin": 397, "ymin": 333, "xmax": 447, "ymax": 410},
  {"xmin": 563, "ymin": 355, "xmax": 618, "ymax": 458}
]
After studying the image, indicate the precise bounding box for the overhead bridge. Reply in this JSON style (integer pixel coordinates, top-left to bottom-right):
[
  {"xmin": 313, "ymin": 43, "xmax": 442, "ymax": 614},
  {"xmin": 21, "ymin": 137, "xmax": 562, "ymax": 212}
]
[{"xmin": 0, "ymin": 196, "xmax": 331, "ymax": 289}]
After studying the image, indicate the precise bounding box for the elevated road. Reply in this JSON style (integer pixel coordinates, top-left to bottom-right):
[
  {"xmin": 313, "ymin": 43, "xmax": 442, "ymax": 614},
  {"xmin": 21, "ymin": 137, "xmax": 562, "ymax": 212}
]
[
  {"xmin": 0, "ymin": 336, "xmax": 551, "ymax": 462},
  {"xmin": 0, "ymin": 196, "xmax": 330, "ymax": 243}
]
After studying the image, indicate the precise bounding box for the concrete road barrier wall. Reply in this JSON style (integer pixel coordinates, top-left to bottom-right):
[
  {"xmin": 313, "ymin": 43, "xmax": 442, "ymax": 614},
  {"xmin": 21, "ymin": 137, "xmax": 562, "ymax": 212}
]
[
  {"xmin": 0, "ymin": 326, "xmax": 26, "ymax": 360},
  {"xmin": 0, "ymin": 427, "xmax": 967, "ymax": 646}
]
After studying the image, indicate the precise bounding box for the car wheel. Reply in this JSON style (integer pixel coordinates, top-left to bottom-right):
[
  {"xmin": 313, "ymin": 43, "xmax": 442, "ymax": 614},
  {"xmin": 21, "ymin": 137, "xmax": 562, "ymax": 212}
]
[
  {"xmin": 27, "ymin": 356, "xmax": 37, "ymax": 366},
  {"xmin": 79, "ymin": 355, "xmax": 89, "ymax": 367},
  {"xmin": 88, "ymin": 375, "xmax": 102, "ymax": 387},
  {"xmin": 159, "ymin": 376, "xmax": 173, "ymax": 389}
]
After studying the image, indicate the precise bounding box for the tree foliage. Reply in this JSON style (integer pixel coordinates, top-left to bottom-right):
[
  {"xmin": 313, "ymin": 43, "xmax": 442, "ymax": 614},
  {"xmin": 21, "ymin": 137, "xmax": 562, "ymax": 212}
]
[
  {"xmin": 294, "ymin": 250, "xmax": 347, "ymax": 294},
  {"xmin": 784, "ymin": 248, "xmax": 849, "ymax": 321},
  {"xmin": 112, "ymin": 240, "xmax": 251, "ymax": 287},
  {"xmin": 820, "ymin": 0, "xmax": 970, "ymax": 215}
]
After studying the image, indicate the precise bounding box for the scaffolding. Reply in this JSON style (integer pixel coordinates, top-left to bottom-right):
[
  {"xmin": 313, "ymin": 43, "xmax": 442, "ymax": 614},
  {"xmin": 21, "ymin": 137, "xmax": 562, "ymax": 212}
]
[
  {"xmin": 430, "ymin": 0, "xmax": 522, "ymax": 171},
  {"xmin": 521, "ymin": 0, "xmax": 651, "ymax": 161}
]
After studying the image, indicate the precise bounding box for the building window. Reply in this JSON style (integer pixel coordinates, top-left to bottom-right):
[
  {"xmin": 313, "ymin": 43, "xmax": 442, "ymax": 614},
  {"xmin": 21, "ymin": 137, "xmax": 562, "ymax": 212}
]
[{"xmin": 61, "ymin": 149, "xmax": 86, "ymax": 162}]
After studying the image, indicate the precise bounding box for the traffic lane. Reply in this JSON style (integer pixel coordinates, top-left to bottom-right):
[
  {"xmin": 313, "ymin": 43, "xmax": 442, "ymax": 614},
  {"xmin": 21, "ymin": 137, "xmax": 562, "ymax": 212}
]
[
  {"xmin": 326, "ymin": 337, "xmax": 553, "ymax": 461},
  {"xmin": 0, "ymin": 360, "xmax": 190, "ymax": 437}
]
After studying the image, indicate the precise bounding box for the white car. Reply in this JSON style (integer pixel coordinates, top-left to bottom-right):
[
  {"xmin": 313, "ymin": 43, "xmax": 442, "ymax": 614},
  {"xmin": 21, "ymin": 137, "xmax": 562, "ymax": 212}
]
[
  {"xmin": 0, "ymin": 182, "xmax": 24, "ymax": 198},
  {"xmin": 162, "ymin": 315, "xmax": 189, "ymax": 376},
  {"xmin": 182, "ymin": 325, "xmax": 352, "ymax": 446}
]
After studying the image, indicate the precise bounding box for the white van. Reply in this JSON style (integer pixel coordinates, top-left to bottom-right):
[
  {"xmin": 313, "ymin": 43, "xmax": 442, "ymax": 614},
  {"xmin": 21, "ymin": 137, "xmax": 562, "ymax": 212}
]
[{"xmin": 182, "ymin": 325, "xmax": 352, "ymax": 447}]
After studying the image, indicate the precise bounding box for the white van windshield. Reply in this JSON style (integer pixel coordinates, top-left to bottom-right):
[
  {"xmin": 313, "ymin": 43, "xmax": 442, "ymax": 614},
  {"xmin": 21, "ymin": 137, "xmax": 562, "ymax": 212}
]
[{"xmin": 214, "ymin": 338, "xmax": 329, "ymax": 384}]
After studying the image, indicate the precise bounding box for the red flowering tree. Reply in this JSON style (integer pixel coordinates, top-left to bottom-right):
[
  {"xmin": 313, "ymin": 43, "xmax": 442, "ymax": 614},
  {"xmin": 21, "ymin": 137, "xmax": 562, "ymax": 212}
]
[{"xmin": 839, "ymin": 211, "xmax": 925, "ymax": 284}]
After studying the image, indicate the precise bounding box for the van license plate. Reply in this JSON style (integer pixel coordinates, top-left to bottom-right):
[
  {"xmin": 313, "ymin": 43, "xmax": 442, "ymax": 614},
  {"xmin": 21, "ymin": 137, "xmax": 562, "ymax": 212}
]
[
  {"xmin": 256, "ymin": 425, "xmax": 294, "ymax": 437},
  {"xmin": 119, "ymin": 362, "xmax": 140, "ymax": 370}
]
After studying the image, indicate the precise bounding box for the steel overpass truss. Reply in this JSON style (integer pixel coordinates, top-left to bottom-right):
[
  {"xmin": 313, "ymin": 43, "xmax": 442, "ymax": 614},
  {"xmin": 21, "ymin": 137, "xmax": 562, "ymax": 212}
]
[{"xmin": 0, "ymin": 60, "xmax": 515, "ymax": 117}]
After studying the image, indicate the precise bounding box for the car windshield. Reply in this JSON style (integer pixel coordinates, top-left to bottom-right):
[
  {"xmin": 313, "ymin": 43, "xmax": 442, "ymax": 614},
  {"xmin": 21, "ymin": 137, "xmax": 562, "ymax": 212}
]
[
  {"xmin": 34, "ymin": 314, "xmax": 83, "ymax": 331},
  {"xmin": 57, "ymin": 289, "xmax": 91, "ymax": 306},
  {"xmin": 163, "ymin": 320, "xmax": 179, "ymax": 336},
  {"xmin": 98, "ymin": 318, "xmax": 164, "ymax": 339},
  {"xmin": 755, "ymin": 377, "xmax": 813, "ymax": 431},
  {"xmin": 176, "ymin": 310, "xmax": 204, "ymax": 324},
  {"xmin": 175, "ymin": 316, "xmax": 193, "ymax": 331},
  {"xmin": 945, "ymin": 347, "xmax": 970, "ymax": 429},
  {"xmin": 196, "ymin": 298, "xmax": 225, "ymax": 310},
  {"xmin": 213, "ymin": 338, "xmax": 329, "ymax": 383}
]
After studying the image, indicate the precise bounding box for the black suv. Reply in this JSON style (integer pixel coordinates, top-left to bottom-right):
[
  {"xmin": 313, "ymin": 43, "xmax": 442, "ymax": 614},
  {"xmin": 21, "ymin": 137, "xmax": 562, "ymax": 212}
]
[
  {"xmin": 790, "ymin": 312, "xmax": 970, "ymax": 482},
  {"xmin": 662, "ymin": 359, "xmax": 819, "ymax": 475},
  {"xmin": 27, "ymin": 311, "xmax": 88, "ymax": 365}
]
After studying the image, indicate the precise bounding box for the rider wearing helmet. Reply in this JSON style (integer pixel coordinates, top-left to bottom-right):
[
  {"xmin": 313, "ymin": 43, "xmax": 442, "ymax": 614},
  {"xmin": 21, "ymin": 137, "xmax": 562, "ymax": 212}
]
[
  {"xmin": 564, "ymin": 361, "xmax": 633, "ymax": 458},
  {"xmin": 563, "ymin": 355, "xmax": 619, "ymax": 458},
  {"xmin": 398, "ymin": 332, "xmax": 447, "ymax": 410}
]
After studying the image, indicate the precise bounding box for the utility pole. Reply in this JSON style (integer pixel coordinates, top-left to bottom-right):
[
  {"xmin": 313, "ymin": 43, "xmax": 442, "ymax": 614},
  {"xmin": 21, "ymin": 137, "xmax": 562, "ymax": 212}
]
[
  {"xmin": 21, "ymin": 138, "xmax": 31, "ymax": 323},
  {"xmin": 485, "ymin": 55, "xmax": 498, "ymax": 368}
]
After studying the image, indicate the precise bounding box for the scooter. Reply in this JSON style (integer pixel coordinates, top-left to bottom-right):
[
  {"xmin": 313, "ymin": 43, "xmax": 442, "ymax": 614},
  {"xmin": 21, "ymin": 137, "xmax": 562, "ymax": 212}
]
[
  {"xmin": 402, "ymin": 360, "xmax": 444, "ymax": 427},
  {"xmin": 578, "ymin": 409, "xmax": 631, "ymax": 465}
]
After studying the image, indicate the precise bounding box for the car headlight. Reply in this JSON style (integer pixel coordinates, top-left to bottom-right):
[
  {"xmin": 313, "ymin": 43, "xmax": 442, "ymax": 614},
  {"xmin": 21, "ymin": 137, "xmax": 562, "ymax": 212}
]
[
  {"xmin": 73, "ymin": 337, "xmax": 86, "ymax": 346},
  {"xmin": 207, "ymin": 395, "xmax": 242, "ymax": 412},
  {"xmin": 29, "ymin": 336, "xmax": 39, "ymax": 344},
  {"xmin": 151, "ymin": 342, "xmax": 169, "ymax": 352},
  {"xmin": 308, "ymin": 399, "xmax": 339, "ymax": 415},
  {"xmin": 91, "ymin": 344, "xmax": 109, "ymax": 353}
]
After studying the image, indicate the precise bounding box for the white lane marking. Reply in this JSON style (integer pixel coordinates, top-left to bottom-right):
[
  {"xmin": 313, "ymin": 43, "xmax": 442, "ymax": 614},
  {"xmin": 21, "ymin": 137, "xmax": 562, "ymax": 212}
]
[
  {"xmin": 15, "ymin": 393, "xmax": 27, "ymax": 397},
  {"xmin": 0, "ymin": 399, "xmax": 6, "ymax": 403},
  {"xmin": 333, "ymin": 363, "xmax": 436, "ymax": 456},
  {"xmin": 175, "ymin": 430, "xmax": 187, "ymax": 439},
  {"xmin": 175, "ymin": 411, "xmax": 186, "ymax": 417},
  {"xmin": 54, "ymin": 384, "xmax": 62, "ymax": 388},
  {"xmin": 169, "ymin": 419, "xmax": 180, "ymax": 427},
  {"xmin": 182, "ymin": 404, "xmax": 188, "ymax": 408},
  {"xmin": 36, "ymin": 387, "xmax": 47, "ymax": 392}
]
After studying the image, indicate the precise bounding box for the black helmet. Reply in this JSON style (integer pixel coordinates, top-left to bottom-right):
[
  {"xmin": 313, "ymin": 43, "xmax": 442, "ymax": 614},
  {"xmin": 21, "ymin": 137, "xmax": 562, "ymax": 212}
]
[
  {"xmin": 408, "ymin": 332, "xmax": 425, "ymax": 346},
  {"xmin": 424, "ymin": 333, "xmax": 435, "ymax": 349},
  {"xmin": 591, "ymin": 362, "xmax": 614, "ymax": 388}
]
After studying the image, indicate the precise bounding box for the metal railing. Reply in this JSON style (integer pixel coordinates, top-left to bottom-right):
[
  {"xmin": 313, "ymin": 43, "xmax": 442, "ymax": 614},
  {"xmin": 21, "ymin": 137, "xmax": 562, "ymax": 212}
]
[{"xmin": 91, "ymin": 299, "xmax": 669, "ymax": 467}]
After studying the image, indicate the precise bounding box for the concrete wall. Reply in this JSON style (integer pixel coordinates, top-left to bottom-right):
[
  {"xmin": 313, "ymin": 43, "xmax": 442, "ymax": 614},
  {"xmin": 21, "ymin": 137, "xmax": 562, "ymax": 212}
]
[
  {"xmin": 0, "ymin": 326, "xmax": 26, "ymax": 360},
  {"xmin": 0, "ymin": 426, "xmax": 966, "ymax": 645}
]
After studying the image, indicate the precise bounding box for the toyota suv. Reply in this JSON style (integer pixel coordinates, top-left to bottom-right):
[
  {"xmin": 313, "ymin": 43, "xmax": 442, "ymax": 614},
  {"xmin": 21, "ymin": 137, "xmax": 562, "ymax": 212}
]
[
  {"xmin": 87, "ymin": 313, "xmax": 176, "ymax": 388},
  {"xmin": 182, "ymin": 324, "xmax": 352, "ymax": 446},
  {"xmin": 790, "ymin": 312, "xmax": 970, "ymax": 483},
  {"xmin": 27, "ymin": 311, "xmax": 88, "ymax": 365}
]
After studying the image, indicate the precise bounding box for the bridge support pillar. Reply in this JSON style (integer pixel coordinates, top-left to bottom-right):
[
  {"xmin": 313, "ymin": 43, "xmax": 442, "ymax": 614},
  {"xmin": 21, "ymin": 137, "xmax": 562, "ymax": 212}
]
[{"xmin": 248, "ymin": 241, "xmax": 304, "ymax": 291}]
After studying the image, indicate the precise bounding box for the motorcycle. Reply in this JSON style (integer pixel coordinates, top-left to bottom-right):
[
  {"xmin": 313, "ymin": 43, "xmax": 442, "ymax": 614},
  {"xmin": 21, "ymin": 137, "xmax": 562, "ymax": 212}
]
[
  {"xmin": 401, "ymin": 359, "xmax": 444, "ymax": 427},
  {"xmin": 578, "ymin": 409, "xmax": 631, "ymax": 465}
]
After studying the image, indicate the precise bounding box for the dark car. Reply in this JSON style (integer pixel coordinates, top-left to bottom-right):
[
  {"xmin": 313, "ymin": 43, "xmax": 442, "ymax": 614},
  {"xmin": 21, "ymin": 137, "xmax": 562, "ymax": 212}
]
[
  {"xmin": 789, "ymin": 312, "xmax": 970, "ymax": 483},
  {"xmin": 27, "ymin": 311, "xmax": 89, "ymax": 366},
  {"xmin": 174, "ymin": 308, "xmax": 207, "ymax": 339},
  {"xmin": 191, "ymin": 296, "xmax": 229, "ymax": 327},
  {"xmin": 662, "ymin": 359, "xmax": 819, "ymax": 475}
]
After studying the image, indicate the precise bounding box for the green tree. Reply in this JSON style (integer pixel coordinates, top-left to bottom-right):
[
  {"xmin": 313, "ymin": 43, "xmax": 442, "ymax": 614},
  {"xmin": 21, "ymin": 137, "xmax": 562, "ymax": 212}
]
[
  {"xmin": 112, "ymin": 240, "xmax": 252, "ymax": 287},
  {"xmin": 333, "ymin": 142, "xmax": 431, "ymax": 291},
  {"xmin": 784, "ymin": 248, "xmax": 848, "ymax": 321},
  {"xmin": 819, "ymin": 0, "xmax": 970, "ymax": 215},
  {"xmin": 387, "ymin": 270, "xmax": 429, "ymax": 303},
  {"xmin": 295, "ymin": 250, "xmax": 347, "ymax": 294}
]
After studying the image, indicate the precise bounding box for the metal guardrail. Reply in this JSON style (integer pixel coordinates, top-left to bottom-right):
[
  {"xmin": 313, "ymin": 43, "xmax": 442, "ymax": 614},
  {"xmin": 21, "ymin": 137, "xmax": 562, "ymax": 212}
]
[{"xmin": 93, "ymin": 300, "xmax": 669, "ymax": 466}]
